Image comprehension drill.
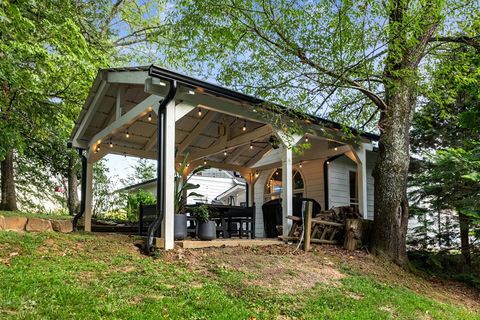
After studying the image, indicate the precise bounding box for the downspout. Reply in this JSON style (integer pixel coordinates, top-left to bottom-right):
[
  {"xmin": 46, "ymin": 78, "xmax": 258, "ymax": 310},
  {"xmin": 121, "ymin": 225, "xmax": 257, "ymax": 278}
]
[
  {"xmin": 72, "ymin": 149, "xmax": 87, "ymax": 231},
  {"xmin": 323, "ymin": 154, "xmax": 344, "ymax": 211},
  {"xmin": 146, "ymin": 79, "xmax": 177, "ymax": 255}
]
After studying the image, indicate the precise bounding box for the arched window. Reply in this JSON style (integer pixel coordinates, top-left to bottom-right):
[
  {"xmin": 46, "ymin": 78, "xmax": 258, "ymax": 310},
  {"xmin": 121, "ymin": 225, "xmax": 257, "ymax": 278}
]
[{"xmin": 264, "ymin": 168, "xmax": 304, "ymax": 201}]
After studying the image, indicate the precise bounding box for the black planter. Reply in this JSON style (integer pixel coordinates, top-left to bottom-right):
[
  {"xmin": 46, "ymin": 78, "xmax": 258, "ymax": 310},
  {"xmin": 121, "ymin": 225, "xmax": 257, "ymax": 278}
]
[
  {"xmin": 197, "ymin": 221, "xmax": 216, "ymax": 241},
  {"xmin": 174, "ymin": 214, "xmax": 187, "ymax": 240}
]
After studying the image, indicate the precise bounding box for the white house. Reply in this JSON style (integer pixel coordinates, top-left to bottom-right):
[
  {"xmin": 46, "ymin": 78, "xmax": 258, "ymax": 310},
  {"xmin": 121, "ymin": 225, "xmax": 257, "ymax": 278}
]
[
  {"xmin": 69, "ymin": 65, "xmax": 379, "ymax": 251},
  {"xmin": 119, "ymin": 168, "xmax": 247, "ymax": 206}
]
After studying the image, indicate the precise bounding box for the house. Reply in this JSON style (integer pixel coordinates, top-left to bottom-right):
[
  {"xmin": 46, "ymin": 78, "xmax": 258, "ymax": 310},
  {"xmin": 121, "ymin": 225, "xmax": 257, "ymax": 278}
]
[
  {"xmin": 69, "ymin": 65, "xmax": 379, "ymax": 250},
  {"xmin": 119, "ymin": 168, "xmax": 247, "ymax": 206}
]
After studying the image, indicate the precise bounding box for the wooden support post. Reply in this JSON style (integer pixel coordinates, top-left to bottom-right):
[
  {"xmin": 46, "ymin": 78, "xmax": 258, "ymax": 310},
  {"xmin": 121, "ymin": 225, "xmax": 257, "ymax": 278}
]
[
  {"xmin": 83, "ymin": 161, "xmax": 93, "ymax": 232},
  {"xmin": 303, "ymin": 201, "xmax": 313, "ymax": 252},
  {"xmin": 162, "ymin": 100, "xmax": 176, "ymax": 250},
  {"xmin": 281, "ymin": 145, "xmax": 293, "ymax": 239}
]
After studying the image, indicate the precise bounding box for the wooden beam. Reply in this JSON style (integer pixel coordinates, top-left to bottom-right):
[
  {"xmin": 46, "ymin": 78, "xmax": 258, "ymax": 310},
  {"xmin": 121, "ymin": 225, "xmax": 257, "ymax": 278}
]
[
  {"xmin": 224, "ymin": 144, "xmax": 250, "ymax": 163},
  {"xmin": 175, "ymin": 102, "xmax": 195, "ymax": 121},
  {"xmin": 73, "ymin": 80, "xmax": 110, "ymax": 146},
  {"xmin": 107, "ymin": 70, "xmax": 148, "ymax": 85},
  {"xmin": 189, "ymin": 124, "xmax": 272, "ymax": 161},
  {"xmin": 87, "ymin": 95, "xmax": 159, "ymax": 151},
  {"xmin": 110, "ymin": 145, "xmax": 156, "ymax": 159},
  {"xmin": 252, "ymin": 144, "xmax": 351, "ymax": 171},
  {"xmin": 244, "ymin": 145, "xmax": 273, "ymax": 167},
  {"xmin": 116, "ymin": 86, "xmax": 124, "ymax": 120},
  {"xmin": 144, "ymin": 131, "xmax": 157, "ymax": 151},
  {"xmin": 177, "ymin": 110, "xmax": 217, "ymax": 154}
]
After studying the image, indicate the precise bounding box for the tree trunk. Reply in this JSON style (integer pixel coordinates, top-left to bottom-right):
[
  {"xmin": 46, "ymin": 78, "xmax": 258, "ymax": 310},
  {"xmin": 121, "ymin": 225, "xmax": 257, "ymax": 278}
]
[
  {"xmin": 459, "ymin": 212, "xmax": 471, "ymax": 266},
  {"xmin": 67, "ymin": 161, "xmax": 79, "ymax": 215},
  {"xmin": 0, "ymin": 150, "xmax": 18, "ymax": 211},
  {"xmin": 372, "ymin": 78, "xmax": 415, "ymax": 266}
]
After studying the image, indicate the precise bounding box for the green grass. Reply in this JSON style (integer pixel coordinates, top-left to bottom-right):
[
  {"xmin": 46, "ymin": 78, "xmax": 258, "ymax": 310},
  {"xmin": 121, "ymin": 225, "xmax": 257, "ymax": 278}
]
[
  {"xmin": 0, "ymin": 210, "xmax": 72, "ymax": 220},
  {"xmin": 0, "ymin": 231, "xmax": 477, "ymax": 320}
]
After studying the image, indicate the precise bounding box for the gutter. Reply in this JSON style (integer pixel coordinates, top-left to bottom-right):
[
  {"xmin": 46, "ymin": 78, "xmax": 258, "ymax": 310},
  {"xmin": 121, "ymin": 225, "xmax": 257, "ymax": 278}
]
[
  {"xmin": 145, "ymin": 79, "xmax": 177, "ymax": 255},
  {"xmin": 72, "ymin": 149, "xmax": 87, "ymax": 231}
]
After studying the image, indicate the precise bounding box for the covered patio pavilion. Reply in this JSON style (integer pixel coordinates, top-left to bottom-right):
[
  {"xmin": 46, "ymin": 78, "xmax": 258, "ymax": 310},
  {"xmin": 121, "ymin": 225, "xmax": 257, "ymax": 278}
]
[{"xmin": 69, "ymin": 65, "xmax": 378, "ymax": 251}]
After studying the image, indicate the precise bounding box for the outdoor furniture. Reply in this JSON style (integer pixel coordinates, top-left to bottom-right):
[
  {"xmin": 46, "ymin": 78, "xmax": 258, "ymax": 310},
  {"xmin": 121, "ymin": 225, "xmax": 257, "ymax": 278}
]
[
  {"xmin": 188, "ymin": 204, "xmax": 256, "ymax": 239},
  {"xmin": 138, "ymin": 204, "xmax": 160, "ymax": 237}
]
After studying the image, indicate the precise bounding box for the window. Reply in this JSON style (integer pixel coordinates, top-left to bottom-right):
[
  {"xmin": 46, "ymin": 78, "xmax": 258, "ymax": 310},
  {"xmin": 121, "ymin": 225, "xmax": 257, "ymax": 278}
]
[
  {"xmin": 349, "ymin": 171, "xmax": 358, "ymax": 206},
  {"xmin": 264, "ymin": 168, "xmax": 304, "ymax": 201}
]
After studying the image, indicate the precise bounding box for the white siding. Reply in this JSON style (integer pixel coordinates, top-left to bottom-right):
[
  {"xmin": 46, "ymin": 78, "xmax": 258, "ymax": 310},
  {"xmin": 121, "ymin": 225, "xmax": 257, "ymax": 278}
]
[
  {"xmin": 327, "ymin": 154, "xmax": 376, "ymax": 220},
  {"xmin": 300, "ymin": 159, "xmax": 325, "ymax": 208},
  {"xmin": 328, "ymin": 156, "xmax": 354, "ymax": 208}
]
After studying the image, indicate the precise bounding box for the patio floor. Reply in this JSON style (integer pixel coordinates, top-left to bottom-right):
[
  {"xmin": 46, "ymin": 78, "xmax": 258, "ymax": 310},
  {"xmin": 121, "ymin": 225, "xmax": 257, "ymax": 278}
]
[{"xmin": 175, "ymin": 238, "xmax": 282, "ymax": 249}]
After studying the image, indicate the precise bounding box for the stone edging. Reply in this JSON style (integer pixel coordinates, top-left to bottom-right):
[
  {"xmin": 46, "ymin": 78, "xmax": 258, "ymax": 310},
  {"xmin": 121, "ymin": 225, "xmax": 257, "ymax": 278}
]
[{"xmin": 0, "ymin": 216, "xmax": 73, "ymax": 233}]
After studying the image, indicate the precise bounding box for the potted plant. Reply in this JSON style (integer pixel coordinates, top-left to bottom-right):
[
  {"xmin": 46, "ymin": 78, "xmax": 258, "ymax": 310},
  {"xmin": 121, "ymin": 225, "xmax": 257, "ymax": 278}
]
[
  {"xmin": 174, "ymin": 155, "xmax": 207, "ymax": 240},
  {"xmin": 191, "ymin": 204, "xmax": 216, "ymax": 240}
]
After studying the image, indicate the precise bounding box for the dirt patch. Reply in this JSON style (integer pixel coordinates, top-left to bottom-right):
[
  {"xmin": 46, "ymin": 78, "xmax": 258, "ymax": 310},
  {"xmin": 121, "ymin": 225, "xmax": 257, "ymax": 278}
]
[{"xmin": 163, "ymin": 244, "xmax": 344, "ymax": 294}]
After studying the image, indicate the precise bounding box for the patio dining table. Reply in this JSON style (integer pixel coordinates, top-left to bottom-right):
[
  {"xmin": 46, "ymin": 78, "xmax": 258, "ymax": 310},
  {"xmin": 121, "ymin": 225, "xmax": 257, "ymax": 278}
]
[{"xmin": 187, "ymin": 204, "xmax": 256, "ymax": 239}]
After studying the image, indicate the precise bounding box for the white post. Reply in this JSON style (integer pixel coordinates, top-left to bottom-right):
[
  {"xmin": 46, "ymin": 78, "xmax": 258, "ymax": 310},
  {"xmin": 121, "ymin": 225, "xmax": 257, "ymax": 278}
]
[
  {"xmin": 162, "ymin": 100, "xmax": 176, "ymax": 250},
  {"xmin": 281, "ymin": 145, "xmax": 293, "ymax": 238},
  {"xmin": 84, "ymin": 161, "xmax": 94, "ymax": 232},
  {"xmin": 355, "ymin": 144, "xmax": 368, "ymax": 219}
]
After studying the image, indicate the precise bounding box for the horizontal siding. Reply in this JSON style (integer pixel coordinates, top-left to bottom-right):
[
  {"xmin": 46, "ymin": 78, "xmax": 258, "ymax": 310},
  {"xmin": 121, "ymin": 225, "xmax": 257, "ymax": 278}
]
[{"xmin": 328, "ymin": 156, "xmax": 354, "ymax": 208}]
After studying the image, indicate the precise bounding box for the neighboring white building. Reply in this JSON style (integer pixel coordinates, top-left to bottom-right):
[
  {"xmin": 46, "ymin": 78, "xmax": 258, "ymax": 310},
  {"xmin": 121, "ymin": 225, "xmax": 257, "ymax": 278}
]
[{"xmin": 119, "ymin": 168, "xmax": 246, "ymax": 206}]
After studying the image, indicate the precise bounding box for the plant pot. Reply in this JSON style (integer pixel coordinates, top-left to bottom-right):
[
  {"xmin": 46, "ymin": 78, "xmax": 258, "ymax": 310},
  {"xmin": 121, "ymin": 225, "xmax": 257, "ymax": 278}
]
[
  {"xmin": 197, "ymin": 221, "xmax": 216, "ymax": 241},
  {"xmin": 174, "ymin": 214, "xmax": 187, "ymax": 240}
]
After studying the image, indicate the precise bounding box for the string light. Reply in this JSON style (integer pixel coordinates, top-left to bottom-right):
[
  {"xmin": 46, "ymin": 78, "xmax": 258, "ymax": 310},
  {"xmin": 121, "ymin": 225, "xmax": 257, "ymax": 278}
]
[
  {"xmin": 242, "ymin": 120, "xmax": 247, "ymax": 131},
  {"xmin": 125, "ymin": 131, "xmax": 130, "ymax": 138},
  {"xmin": 223, "ymin": 149, "xmax": 227, "ymax": 156},
  {"xmin": 305, "ymin": 135, "xmax": 309, "ymax": 143},
  {"xmin": 334, "ymin": 147, "xmax": 338, "ymax": 151},
  {"xmin": 254, "ymin": 171, "xmax": 259, "ymax": 178},
  {"xmin": 96, "ymin": 145, "xmax": 101, "ymax": 152},
  {"xmin": 198, "ymin": 108, "xmax": 202, "ymax": 117},
  {"xmin": 109, "ymin": 140, "xmax": 113, "ymax": 148},
  {"xmin": 186, "ymin": 163, "xmax": 190, "ymax": 168},
  {"xmin": 249, "ymin": 141, "xmax": 253, "ymax": 150},
  {"xmin": 203, "ymin": 159, "xmax": 207, "ymax": 165},
  {"xmin": 326, "ymin": 161, "xmax": 330, "ymax": 165},
  {"xmin": 299, "ymin": 161, "xmax": 303, "ymax": 168},
  {"xmin": 148, "ymin": 114, "xmax": 152, "ymax": 122}
]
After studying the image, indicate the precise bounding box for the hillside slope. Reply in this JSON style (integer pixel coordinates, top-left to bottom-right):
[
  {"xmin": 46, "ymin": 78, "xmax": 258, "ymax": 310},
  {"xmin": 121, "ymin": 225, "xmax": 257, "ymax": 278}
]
[{"xmin": 0, "ymin": 231, "xmax": 478, "ymax": 319}]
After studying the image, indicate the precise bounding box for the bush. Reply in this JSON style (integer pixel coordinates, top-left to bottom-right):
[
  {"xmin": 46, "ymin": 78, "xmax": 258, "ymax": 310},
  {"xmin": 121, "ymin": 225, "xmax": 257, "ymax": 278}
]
[{"xmin": 126, "ymin": 190, "xmax": 156, "ymax": 222}]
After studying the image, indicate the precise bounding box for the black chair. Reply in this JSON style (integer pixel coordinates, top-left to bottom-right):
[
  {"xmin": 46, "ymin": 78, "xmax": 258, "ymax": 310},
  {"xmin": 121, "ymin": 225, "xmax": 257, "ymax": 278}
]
[{"xmin": 138, "ymin": 204, "xmax": 161, "ymax": 237}]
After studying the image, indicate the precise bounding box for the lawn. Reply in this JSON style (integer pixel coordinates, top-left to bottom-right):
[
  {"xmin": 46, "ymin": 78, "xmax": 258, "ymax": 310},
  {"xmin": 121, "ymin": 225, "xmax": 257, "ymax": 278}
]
[
  {"xmin": 0, "ymin": 210, "xmax": 72, "ymax": 221},
  {"xmin": 0, "ymin": 231, "xmax": 478, "ymax": 319}
]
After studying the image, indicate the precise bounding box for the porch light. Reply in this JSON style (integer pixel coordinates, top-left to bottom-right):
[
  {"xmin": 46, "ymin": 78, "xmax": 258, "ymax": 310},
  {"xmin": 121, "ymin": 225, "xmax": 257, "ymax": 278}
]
[
  {"xmin": 242, "ymin": 120, "xmax": 247, "ymax": 131},
  {"xmin": 188, "ymin": 90, "xmax": 195, "ymax": 95},
  {"xmin": 125, "ymin": 131, "xmax": 130, "ymax": 138},
  {"xmin": 159, "ymin": 81, "xmax": 167, "ymax": 86},
  {"xmin": 198, "ymin": 108, "xmax": 202, "ymax": 117},
  {"xmin": 148, "ymin": 114, "xmax": 152, "ymax": 122}
]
